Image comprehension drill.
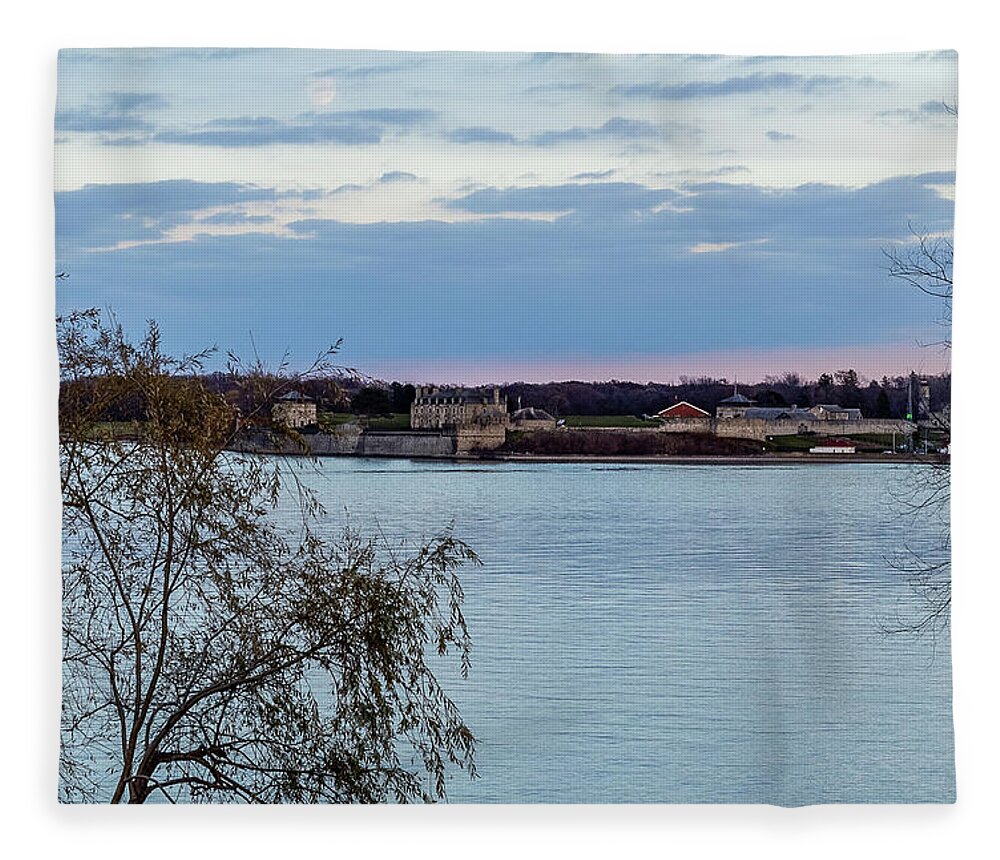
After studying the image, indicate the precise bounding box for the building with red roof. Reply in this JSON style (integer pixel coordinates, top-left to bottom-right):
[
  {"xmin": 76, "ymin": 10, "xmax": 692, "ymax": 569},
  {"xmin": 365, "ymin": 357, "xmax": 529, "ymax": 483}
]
[{"xmin": 656, "ymin": 401, "xmax": 711, "ymax": 420}]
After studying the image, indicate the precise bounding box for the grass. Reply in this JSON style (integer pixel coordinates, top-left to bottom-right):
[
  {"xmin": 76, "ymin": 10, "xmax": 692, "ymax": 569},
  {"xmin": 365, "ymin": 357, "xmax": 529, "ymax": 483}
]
[
  {"xmin": 764, "ymin": 432, "xmax": 911, "ymax": 453},
  {"xmin": 563, "ymin": 415, "xmax": 661, "ymax": 428},
  {"xmin": 317, "ymin": 412, "xmax": 359, "ymax": 427},
  {"xmin": 763, "ymin": 434, "xmax": 818, "ymax": 451},
  {"xmin": 319, "ymin": 412, "xmax": 411, "ymax": 431},
  {"xmin": 365, "ymin": 413, "xmax": 411, "ymax": 431}
]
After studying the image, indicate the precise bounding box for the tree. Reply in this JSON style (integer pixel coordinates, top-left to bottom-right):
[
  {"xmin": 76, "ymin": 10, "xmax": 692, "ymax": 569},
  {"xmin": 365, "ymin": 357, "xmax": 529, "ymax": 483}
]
[
  {"xmin": 389, "ymin": 382, "xmax": 417, "ymax": 413},
  {"xmin": 351, "ymin": 385, "xmax": 394, "ymax": 415},
  {"xmin": 59, "ymin": 311, "xmax": 478, "ymax": 803},
  {"xmin": 756, "ymin": 389, "xmax": 788, "ymax": 407},
  {"xmin": 883, "ymin": 222, "xmax": 953, "ymax": 633},
  {"xmin": 834, "ymin": 369, "xmax": 862, "ymax": 409},
  {"xmin": 884, "ymin": 227, "xmax": 953, "ymax": 351},
  {"xmin": 876, "ymin": 387, "xmax": 892, "ymax": 419}
]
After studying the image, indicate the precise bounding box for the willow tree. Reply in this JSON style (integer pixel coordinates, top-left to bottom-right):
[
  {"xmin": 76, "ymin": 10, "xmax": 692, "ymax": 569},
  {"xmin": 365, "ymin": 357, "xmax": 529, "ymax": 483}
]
[{"xmin": 58, "ymin": 310, "xmax": 478, "ymax": 803}]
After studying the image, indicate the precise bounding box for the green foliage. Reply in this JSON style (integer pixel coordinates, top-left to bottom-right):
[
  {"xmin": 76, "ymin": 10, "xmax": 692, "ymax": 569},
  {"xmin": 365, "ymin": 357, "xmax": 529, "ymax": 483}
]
[{"xmin": 58, "ymin": 311, "xmax": 478, "ymax": 803}]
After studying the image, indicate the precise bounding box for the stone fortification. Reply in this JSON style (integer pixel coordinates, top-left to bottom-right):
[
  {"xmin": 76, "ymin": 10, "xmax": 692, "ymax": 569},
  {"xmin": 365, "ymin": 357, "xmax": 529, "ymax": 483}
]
[
  {"xmin": 657, "ymin": 415, "xmax": 914, "ymax": 441},
  {"xmin": 235, "ymin": 423, "xmax": 505, "ymax": 458}
]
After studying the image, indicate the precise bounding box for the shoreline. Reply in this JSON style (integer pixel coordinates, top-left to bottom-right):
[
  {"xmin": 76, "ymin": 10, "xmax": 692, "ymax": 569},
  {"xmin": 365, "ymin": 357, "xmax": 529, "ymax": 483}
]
[
  {"xmin": 257, "ymin": 449, "xmax": 946, "ymax": 466},
  {"xmin": 482, "ymin": 453, "xmax": 943, "ymax": 465}
]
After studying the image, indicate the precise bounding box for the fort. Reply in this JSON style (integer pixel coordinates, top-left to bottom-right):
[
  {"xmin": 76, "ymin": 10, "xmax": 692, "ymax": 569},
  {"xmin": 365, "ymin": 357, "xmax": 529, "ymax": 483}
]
[
  {"xmin": 238, "ymin": 383, "xmax": 923, "ymax": 459},
  {"xmin": 655, "ymin": 385, "xmax": 914, "ymax": 441}
]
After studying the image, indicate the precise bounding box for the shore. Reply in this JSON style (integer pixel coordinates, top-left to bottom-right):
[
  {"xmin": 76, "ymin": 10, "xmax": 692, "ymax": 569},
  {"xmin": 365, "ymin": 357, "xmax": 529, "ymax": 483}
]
[
  {"xmin": 481, "ymin": 452, "xmax": 944, "ymax": 466},
  {"xmin": 233, "ymin": 427, "xmax": 946, "ymax": 466},
  {"xmin": 257, "ymin": 449, "xmax": 943, "ymax": 466}
]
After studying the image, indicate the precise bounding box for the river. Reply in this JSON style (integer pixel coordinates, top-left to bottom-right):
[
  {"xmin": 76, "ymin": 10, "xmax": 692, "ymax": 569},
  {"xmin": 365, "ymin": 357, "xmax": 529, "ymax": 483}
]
[{"xmin": 273, "ymin": 458, "xmax": 954, "ymax": 805}]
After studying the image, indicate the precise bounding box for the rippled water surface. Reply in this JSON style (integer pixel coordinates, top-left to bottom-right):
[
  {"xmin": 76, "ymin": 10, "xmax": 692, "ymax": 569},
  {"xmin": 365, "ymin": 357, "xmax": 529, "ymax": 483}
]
[{"xmin": 277, "ymin": 459, "xmax": 954, "ymax": 805}]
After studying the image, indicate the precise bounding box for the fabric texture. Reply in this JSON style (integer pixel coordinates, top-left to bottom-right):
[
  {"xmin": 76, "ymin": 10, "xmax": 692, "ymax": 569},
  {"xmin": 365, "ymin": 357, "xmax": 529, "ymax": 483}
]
[{"xmin": 56, "ymin": 49, "xmax": 956, "ymax": 804}]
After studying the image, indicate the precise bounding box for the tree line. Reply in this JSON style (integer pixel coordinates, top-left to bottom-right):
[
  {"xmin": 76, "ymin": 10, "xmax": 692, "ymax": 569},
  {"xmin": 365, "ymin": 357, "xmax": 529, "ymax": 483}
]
[
  {"xmin": 498, "ymin": 371, "xmax": 950, "ymax": 419},
  {"xmin": 67, "ymin": 368, "xmax": 950, "ymax": 423}
]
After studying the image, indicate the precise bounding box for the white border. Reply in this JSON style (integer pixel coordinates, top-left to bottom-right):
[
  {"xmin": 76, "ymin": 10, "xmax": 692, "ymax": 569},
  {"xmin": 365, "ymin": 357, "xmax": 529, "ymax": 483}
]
[{"xmin": 4, "ymin": 2, "xmax": 997, "ymax": 857}]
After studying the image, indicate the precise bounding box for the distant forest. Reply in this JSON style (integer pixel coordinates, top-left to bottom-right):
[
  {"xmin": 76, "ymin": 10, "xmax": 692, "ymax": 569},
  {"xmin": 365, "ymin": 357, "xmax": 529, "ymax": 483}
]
[
  {"xmin": 338, "ymin": 370, "xmax": 951, "ymax": 420},
  {"xmin": 69, "ymin": 369, "xmax": 950, "ymax": 424}
]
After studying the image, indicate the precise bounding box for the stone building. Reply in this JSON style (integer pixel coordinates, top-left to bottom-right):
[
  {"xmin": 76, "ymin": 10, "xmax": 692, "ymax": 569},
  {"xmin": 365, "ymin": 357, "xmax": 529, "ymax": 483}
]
[
  {"xmin": 410, "ymin": 386, "xmax": 509, "ymax": 430},
  {"xmin": 272, "ymin": 390, "xmax": 317, "ymax": 428},
  {"xmin": 810, "ymin": 404, "xmax": 863, "ymax": 421},
  {"xmin": 511, "ymin": 406, "xmax": 557, "ymax": 430},
  {"xmin": 715, "ymin": 387, "xmax": 756, "ymax": 419}
]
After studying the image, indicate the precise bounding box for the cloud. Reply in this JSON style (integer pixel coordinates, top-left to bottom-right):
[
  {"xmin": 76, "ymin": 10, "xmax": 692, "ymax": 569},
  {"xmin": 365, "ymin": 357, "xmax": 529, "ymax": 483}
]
[
  {"xmin": 378, "ymin": 171, "xmax": 419, "ymax": 184},
  {"xmin": 678, "ymin": 175, "xmax": 953, "ymax": 243},
  {"xmin": 528, "ymin": 116, "xmax": 668, "ymax": 146},
  {"xmin": 766, "ymin": 130, "xmax": 796, "ymax": 141},
  {"xmin": 443, "ymin": 182, "xmax": 679, "ymax": 214},
  {"xmin": 59, "ymin": 48, "xmax": 262, "ymax": 63},
  {"xmin": 528, "ymin": 52, "xmax": 597, "ymax": 64},
  {"xmin": 446, "ymin": 117, "xmax": 698, "ymax": 147},
  {"xmin": 445, "ymin": 126, "xmax": 520, "ymax": 144},
  {"xmin": 878, "ymin": 100, "xmax": 955, "ymax": 122},
  {"xmin": 915, "ymin": 171, "xmax": 955, "ymax": 185},
  {"xmin": 689, "ymin": 239, "xmax": 768, "ymax": 254},
  {"xmin": 523, "ymin": 82, "xmax": 590, "ymax": 95},
  {"xmin": 570, "ymin": 169, "xmax": 617, "ymax": 180},
  {"xmin": 313, "ymin": 61, "xmax": 418, "ymax": 79},
  {"xmin": 55, "ymin": 180, "xmax": 315, "ymax": 251},
  {"xmin": 100, "ymin": 136, "xmax": 150, "ymax": 147},
  {"xmin": 649, "ymin": 166, "xmax": 750, "ymax": 180},
  {"xmin": 198, "ymin": 211, "xmax": 273, "ymax": 225},
  {"xmin": 330, "ymin": 183, "xmax": 368, "ymax": 195},
  {"xmin": 613, "ymin": 72, "xmax": 883, "ymax": 100},
  {"xmin": 154, "ymin": 108, "xmax": 436, "ymax": 147},
  {"xmin": 55, "ymin": 91, "xmax": 169, "ymax": 133},
  {"xmin": 918, "ymin": 100, "xmax": 953, "ymax": 115},
  {"xmin": 57, "ymin": 173, "xmax": 954, "ymax": 370}
]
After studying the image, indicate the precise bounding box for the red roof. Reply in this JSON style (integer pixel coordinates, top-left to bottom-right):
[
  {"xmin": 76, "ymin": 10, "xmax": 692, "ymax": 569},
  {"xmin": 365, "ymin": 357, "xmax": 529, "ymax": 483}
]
[{"xmin": 657, "ymin": 401, "xmax": 710, "ymax": 418}]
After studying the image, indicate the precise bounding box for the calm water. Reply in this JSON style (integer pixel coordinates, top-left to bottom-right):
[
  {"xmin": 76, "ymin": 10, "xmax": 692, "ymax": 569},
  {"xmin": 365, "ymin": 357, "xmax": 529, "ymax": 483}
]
[{"xmin": 276, "ymin": 458, "xmax": 954, "ymax": 805}]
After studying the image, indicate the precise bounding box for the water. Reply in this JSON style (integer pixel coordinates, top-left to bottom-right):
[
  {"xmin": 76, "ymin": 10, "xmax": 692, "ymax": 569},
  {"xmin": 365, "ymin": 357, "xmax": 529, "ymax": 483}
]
[{"xmin": 275, "ymin": 458, "xmax": 954, "ymax": 805}]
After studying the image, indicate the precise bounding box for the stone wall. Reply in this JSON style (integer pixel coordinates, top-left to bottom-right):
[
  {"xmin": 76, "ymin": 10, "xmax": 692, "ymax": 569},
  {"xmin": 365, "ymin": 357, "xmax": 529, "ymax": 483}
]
[
  {"xmin": 454, "ymin": 426, "xmax": 507, "ymax": 453},
  {"xmin": 657, "ymin": 416, "xmax": 914, "ymax": 441},
  {"xmin": 234, "ymin": 425, "xmax": 502, "ymax": 458},
  {"xmin": 656, "ymin": 416, "xmax": 714, "ymax": 435},
  {"xmin": 359, "ymin": 431, "xmax": 457, "ymax": 457},
  {"xmin": 714, "ymin": 418, "xmax": 914, "ymax": 441}
]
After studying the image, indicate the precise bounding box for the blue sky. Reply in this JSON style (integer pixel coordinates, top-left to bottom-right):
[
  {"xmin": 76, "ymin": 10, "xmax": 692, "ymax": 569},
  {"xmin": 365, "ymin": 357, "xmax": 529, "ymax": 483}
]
[{"xmin": 55, "ymin": 49, "xmax": 957, "ymax": 383}]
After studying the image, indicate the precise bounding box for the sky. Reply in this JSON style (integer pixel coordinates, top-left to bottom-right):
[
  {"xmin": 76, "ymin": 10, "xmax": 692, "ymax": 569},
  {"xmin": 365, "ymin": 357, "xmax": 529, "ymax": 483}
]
[{"xmin": 54, "ymin": 48, "xmax": 957, "ymax": 384}]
